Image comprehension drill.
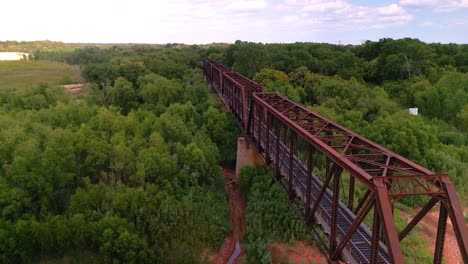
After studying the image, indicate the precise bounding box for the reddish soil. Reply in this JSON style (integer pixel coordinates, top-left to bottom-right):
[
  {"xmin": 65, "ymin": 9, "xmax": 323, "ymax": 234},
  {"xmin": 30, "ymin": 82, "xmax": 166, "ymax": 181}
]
[
  {"xmin": 61, "ymin": 83, "xmax": 88, "ymax": 96},
  {"xmin": 405, "ymin": 207, "xmax": 467, "ymax": 264},
  {"xmin": 209, "ymin": 167, "xmax": 246, "ymax": 264},
  {"xmin": 270, "ymin": 241, "xmax": 327, "ymax": 264},
  {"xmin": 208, "ymin": 236, "xmax": 237, "ymax": 264}
]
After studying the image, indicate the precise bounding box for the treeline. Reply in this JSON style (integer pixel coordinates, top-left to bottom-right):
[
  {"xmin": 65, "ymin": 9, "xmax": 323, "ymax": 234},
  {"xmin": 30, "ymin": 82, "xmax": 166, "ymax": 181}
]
[
  {"xmin": 0, "ymin": 46, "xmax": 240, "ymax": 263},
  {"xmin": 222, "ymin": 39, "xmax": 468, "ymax": 82},
  {"xmin": 0, "ymin": 41, "xmax": 84, "ymax": 54}
]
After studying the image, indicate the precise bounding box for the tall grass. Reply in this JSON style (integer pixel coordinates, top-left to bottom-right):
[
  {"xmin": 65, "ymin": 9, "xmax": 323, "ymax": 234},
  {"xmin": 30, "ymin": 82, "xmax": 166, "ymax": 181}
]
[{"xmin": 0, "ymin": 61, "xmax": 83, "ymax": 90}]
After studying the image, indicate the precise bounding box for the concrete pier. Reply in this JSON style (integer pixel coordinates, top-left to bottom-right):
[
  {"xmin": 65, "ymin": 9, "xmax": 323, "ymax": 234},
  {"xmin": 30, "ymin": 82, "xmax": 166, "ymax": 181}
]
[{"xmin": 235, "ymin": 137, "xmax": 264, "ymax": 177}]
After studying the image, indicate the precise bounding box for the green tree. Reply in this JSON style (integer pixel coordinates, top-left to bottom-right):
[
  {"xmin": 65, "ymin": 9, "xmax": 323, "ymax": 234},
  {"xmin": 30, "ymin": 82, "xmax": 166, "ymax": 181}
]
[
  {"xmin": 231, "ymin": 41, "xmax": 267, "ymax": 78},
  {"xmin": 253, "ymin": 68, "xmax": 301, "ymax": 102},
  {"xmin": 109, "ymin": 77, "xmax": 138, "ymax": 114}
]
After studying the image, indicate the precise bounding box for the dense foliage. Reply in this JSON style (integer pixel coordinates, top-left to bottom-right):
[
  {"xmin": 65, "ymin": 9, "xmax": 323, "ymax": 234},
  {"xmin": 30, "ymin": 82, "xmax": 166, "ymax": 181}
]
[
  {"xmin": 0, "ymin": 46, "xmax": 239, "ymax": 263},
  {"xmin": 239, "ymin": 166, "xmax": 309, "ymax": 263}
]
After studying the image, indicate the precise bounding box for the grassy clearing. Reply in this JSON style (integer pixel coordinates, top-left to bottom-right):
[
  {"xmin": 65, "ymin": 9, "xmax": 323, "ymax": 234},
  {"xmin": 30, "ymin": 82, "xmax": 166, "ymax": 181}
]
[{"xmin": 0, "ymin": 60, "xmax": 83, "ymax": 90}]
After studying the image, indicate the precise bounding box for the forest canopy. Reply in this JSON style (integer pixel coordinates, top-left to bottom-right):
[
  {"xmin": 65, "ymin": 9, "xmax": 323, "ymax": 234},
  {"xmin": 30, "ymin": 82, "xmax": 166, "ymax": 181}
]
[{"xmin": 0, "ymin": 44, "xmax": 240, "ymax": 263}]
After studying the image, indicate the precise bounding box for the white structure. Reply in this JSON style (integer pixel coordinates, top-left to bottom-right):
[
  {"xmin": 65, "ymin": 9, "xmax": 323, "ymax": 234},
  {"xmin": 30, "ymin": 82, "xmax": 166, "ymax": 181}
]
[
  {"xmin": 0, "ymin": 52, "xmax": 29, "ymax": 61},
  {"xmin": 409, "ymin": 108, "xmax": 418, "ymax": 116}
]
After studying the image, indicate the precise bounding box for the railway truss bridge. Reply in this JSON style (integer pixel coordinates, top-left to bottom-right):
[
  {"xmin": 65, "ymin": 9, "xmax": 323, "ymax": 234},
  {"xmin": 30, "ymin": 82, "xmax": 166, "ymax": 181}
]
[{"xmin": 202, "ymin": 58, "xmax": 467, "ymax": 264}]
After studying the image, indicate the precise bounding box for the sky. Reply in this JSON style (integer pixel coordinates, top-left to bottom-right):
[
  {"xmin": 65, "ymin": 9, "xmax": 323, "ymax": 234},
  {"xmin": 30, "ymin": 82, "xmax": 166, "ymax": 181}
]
[{"xmin": 1, "ymin": 0, "xmax": 467, "ymax": 44}]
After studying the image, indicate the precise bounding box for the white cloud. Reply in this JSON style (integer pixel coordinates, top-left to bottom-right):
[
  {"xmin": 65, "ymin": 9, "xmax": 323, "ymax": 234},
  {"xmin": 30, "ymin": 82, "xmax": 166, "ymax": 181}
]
[
  {"xmin": 280, "ymin": 15, "xmax": 300, "ymax": 24},
  {"xmin": 454, "ymin": 18, "xmax": 468, "ymax": 25},
  {"xmin": 377, "ymin": 4, "xmax": 405, "ymax": 15},
  {"xmin": 399, "ymin": 0, "xmax": 468, "ymax": 12},
  {"xmin": 421, "ymin": 21, "xmax": 434, "ymax": 26},
  {"xmin": 420, "ymin": 19, "xmax": 460, "ymax": 28},
  {"xmin": 279, "ymin": 1, "xmax": 412, "ymax": 30},
  {"xmin": 227, "ymin": 0, "xmax": 267, "ymax": 12},
  {"xmin": 302, "ymin": 1, "xmax": 349, "ymax": 12},
  {"xmin": 399, "ymin": 0, "xmax": 440, "ymax": 7}
]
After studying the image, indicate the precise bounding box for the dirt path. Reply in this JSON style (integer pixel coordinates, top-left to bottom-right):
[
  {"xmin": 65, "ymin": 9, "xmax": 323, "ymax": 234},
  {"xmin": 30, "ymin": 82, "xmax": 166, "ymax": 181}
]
[
  {"xmin": 61, "ymin": 83, "xmax": 88, "ymax": 96},
  {"xmin": 420, "ymin": 210, "xmax": 463, "ymax": 264},
  {"xmin": 404, "ymin": 207, "xmax": 465, "ymax": 264},
  {"xmin": 209, "ymin": 167, "xmax": 246, "ymax": 264},
  {"xmin": 270, "ymin": 241, "xmax": 327, "ymax": 264}
]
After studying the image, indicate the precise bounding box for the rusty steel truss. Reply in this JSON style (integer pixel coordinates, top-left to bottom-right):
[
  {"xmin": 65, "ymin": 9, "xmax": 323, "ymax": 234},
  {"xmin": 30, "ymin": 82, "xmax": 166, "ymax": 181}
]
[{"xmin": 202, "ymin": 58, "xmax": 468, "ymax": 264}]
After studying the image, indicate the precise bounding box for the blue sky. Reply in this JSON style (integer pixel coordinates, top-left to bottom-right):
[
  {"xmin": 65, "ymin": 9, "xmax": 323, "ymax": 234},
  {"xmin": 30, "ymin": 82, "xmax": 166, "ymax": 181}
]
[{"xmin": 1, "ymin": 0, "xmax": 467, "ymax": 44}]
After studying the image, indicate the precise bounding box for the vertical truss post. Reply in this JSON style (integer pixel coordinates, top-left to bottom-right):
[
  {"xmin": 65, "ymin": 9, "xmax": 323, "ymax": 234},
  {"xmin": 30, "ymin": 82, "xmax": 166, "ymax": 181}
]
[
  {"xmin": 329, "ymin": 166, "xmax": 341, "ymax": 254},
  {"xmin": 374, "ymin": 178, "xmax": 404, "ymax": 264},
  {"xmin": 371, "ymin": 202, "xmax": 381, "ymax": 263},
  {"xmin": 265, "ymin": 112, "xmax": 270, "ymax": 165},
  {"xmin": 220, "ymin": 75, "xmax": 223, "ymax": 96},
  {"xmin": 258, "ymin": 105, "xmax": 262, "ymax": 151},
  {"xmin": 242, "ymin": 90, "xmax": 248, "ymax": 131},
  {"xmin": 224, "ymin": 79, "xmax": 228, "ymax": 99},
  {"xmin": 231, "ymin": 85, "xmax": 234, "ymax": 112},
  {"xmin": 232, "ymin": 86, "xmax": 235, "ymax": 116},
  {"xmin": 218, "ymin": 71, "xmax": 221, "ymax": 92},
  {"xmin": 251, "ymin": 100, "xmax": 256, "ymax": 140},
  {"xmin": 221, "ymin": 79, "xmax": 225, "ymax": 99},
  {"xmin": 233, "ymin": 87, "xmax": 237, "ymax": 117},
  {"xmin": 231, "ymin": 84, "xmax": 234, "ymax": 111},
  {"xmin": 221, "ymin": 73, "xmax": 224, "ymax": 94},
  {"xmin": 442, "ymin": 178, "xmax": 468, "ymax": 263},
  {"xmin": 210, "ymin": 64, "xmax": 213, "ymax": 88},
  {"xmin": 226, "ymin": 83, "xmax": 230, "ymax": 108},
  {"xmin": 434, "ymin": 203, "xmax": 448, "ymax": 264},
  {"xmin": 288, "ymin": 131, "xmax": 296, "ymax": 198},
  {"xmin": 238, "ymin": 90, "xmax": 242, "ymax": 119},
  {"xmin": 246, "ymin": 99, "xmax": 254, "ymax": 136},
  {"xmin": 235, "ymin": 87, "xmax": 238, "ymax": 114},
  {"xmin": 275, "ymin": 121, "xmax": 281, "ymax": 180},
  {"xmin": 306, "ymin": 144, "xmax": 314, "ymax": 221},
  {"xmin": 226, "ymin": 82, "xmax": 229, "ymax": 107}
]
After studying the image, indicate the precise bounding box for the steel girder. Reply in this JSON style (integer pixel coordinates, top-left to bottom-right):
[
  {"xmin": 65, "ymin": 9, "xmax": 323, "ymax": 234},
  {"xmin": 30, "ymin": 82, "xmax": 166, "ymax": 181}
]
[{"xmin": 202, "ymin": 58, "xmax": 264, "ymax": 131}]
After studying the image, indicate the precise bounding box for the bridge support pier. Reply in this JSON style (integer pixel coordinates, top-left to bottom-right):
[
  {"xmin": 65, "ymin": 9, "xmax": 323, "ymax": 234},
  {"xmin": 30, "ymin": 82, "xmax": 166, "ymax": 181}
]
[{"xmin": 235, "ymin": 137, "xmax": 264, "ymax": 177}]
